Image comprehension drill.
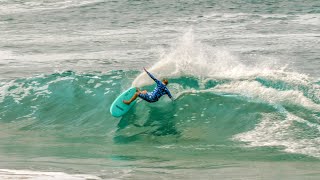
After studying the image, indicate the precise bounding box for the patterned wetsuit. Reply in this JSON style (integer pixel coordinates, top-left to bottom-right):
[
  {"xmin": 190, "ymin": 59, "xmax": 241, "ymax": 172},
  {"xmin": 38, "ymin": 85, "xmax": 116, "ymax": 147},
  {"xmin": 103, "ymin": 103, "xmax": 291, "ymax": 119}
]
[{"xmin": 138, "ymin": 70, "xmax": 172, "ymax": 103}]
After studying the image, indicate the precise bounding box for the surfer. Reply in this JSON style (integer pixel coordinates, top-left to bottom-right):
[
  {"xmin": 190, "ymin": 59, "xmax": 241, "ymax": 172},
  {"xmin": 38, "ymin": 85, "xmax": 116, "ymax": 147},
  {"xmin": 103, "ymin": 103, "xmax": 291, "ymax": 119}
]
[{"xmin": 123, "ymin": 67, "xmax": 173, "ymax": 105}]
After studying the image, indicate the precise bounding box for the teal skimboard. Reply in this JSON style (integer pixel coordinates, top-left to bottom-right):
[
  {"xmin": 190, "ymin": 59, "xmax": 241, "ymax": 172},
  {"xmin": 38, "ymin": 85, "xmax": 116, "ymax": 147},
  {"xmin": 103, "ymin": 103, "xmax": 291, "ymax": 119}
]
[{"xmin": 110, "ymin": 87, "xmax": 137, "ymax": 117}]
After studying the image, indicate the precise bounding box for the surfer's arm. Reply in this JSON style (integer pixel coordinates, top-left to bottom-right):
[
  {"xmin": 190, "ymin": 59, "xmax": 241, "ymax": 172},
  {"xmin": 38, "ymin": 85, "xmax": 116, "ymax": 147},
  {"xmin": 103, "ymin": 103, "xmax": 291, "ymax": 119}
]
[
  {"xmin": 144, "ymin": 67, "xmax": 161, "ymax": 84},
  {"xmin": 166, "ymin": 89, "xmax": 174, "ymax": 101}
]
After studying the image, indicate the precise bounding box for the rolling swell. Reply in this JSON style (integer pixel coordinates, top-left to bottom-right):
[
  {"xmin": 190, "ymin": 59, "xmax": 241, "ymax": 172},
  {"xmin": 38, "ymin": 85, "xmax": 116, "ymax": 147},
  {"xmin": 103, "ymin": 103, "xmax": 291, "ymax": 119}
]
[{"xmin": 0, "ymin": 70, "xmax": 319, "ymax": 160}]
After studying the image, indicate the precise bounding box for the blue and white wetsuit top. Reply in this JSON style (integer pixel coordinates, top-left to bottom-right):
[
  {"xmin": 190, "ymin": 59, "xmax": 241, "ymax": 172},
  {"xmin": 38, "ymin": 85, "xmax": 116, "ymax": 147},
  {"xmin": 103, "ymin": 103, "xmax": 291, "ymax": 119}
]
[{"xmin": 138, "ymin": 70, "xmax": 172, "ymax": 102}]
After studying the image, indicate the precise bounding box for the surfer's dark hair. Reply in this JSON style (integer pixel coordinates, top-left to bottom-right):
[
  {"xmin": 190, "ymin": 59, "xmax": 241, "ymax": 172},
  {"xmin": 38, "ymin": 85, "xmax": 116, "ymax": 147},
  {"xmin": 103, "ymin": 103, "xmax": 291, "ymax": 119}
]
[{"xmin": 162, "ymin": 78, "xmax": 169, "ymax": 85}]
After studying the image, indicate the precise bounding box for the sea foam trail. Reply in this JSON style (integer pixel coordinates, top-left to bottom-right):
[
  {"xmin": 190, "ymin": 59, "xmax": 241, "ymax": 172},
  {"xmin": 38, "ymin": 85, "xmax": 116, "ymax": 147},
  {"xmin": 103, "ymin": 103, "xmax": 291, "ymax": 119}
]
[
  {"xmin": 214, "ymin": 81, "xmax": 320, "ymax": 111},
  {"xmin": 133, "ymin": 30, "xmax": 242, "ymax": 87},
  {"xmin": 132, "ymin": 30, "xmax": 308, "ymax": 88},
  {"xmin": 132, "ymin": 30, "xmax": 319, "ymax": 107}
]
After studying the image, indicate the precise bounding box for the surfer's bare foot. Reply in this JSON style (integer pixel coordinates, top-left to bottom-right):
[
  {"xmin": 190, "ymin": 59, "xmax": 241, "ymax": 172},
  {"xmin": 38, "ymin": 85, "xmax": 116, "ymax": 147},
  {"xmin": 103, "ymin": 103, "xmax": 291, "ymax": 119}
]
[{"xmin": 123, "ymin": 100, "xmax": 131, "ymax": 105}]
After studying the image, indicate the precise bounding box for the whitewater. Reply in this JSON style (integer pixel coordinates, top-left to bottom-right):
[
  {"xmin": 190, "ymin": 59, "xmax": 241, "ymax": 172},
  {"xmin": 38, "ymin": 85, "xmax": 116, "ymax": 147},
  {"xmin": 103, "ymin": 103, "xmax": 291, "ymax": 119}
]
[{"xmin": 0, "ymin": 0, "xmax": 320, "ymax": 179}]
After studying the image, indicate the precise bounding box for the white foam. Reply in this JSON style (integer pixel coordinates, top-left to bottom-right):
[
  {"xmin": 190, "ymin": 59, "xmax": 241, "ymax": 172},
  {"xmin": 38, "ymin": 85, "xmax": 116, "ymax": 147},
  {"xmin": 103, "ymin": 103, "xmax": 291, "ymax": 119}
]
[
  {"xmin": 234, "ymin": 113, "xmax": 320, "ymax": 158},
  {"xmin": 292, "ymin": 14, "xmax": 320, "ymax": 26},
  {"xmin": 0, "ymin": 75, "xmax": 77, "ymax": 104},
  {"xmin": 0, "ymin": 169, "xmax": 101, "ymax": 180},
  {"xmin": 132, "ymin": 30, "xmax": 314, "ymax": 88},
  {"xmin": 0, "ymin": 80, "xmax": 33, "ymax": 104},
  {"xmin": 0, "ymin": 50, "xmax": 16, "ymax": 62},
  {"xmin": 214, "ymin": 81, "xmax": 320, "ymax": 111},
  {"xmin": 133, "ymin": 30, "xmax": 245, "ymax": 87}
]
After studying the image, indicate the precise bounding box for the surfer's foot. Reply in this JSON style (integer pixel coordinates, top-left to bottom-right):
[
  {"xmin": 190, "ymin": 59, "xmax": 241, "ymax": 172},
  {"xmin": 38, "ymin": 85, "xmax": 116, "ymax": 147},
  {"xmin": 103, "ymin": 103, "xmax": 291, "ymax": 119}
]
[{"xmin": 123, "ymin": 100, "xmax": 131, "ymax": 105}]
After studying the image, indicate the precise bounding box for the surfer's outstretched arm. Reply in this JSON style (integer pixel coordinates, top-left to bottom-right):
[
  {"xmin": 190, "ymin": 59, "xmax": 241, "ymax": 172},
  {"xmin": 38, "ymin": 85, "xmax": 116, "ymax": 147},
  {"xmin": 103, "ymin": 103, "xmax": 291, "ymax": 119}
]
[
  {"xmin": 166, "ymin": 89, "xmax": 174, "ymax": 101},
  {"xmin": 144, "ymin": 67, "xmax": 161, "ymax": 84}
]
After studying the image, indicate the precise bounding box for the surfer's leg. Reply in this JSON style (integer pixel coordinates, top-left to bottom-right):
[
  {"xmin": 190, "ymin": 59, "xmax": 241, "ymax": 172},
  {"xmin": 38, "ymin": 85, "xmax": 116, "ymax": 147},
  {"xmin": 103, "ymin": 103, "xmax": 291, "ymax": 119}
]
[
  {"xmin": 123, "ymin": 92, "xmax": 139, "ymax": 105},
  {"xmin": 137, "ymin": 92, "xmax": 155, "ymax": 103},
  {"xmin": 123, "ymin": 89, "xmax": 144, "ymax": 105}
]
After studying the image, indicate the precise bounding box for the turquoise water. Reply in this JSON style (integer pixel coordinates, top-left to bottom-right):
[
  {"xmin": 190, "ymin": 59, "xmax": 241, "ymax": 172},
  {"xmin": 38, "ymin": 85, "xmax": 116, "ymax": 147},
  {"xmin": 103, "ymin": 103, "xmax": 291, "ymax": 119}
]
[{"xmin": 0, "ymin": 0, "xmax": 320, "ymax": 179}]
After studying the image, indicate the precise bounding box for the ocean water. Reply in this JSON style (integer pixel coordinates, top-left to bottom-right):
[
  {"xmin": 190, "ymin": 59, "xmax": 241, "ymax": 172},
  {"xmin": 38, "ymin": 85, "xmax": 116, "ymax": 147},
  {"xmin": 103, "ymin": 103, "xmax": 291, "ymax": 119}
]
[{"xmin": 0, "ymin": 0, "xmax": 320, "ymax": 179}]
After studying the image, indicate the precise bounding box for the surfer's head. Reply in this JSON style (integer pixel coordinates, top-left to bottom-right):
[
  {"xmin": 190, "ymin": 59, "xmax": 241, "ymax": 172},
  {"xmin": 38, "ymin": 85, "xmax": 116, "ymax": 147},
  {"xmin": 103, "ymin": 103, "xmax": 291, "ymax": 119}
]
[{"xmin": 162, "ymin": 78, "xmax": 169, "ymax": 85}]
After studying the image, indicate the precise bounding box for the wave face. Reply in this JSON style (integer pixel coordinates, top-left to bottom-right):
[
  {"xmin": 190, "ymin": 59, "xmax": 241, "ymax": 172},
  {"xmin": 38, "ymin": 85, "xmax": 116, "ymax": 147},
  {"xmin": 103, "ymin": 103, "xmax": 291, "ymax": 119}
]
[{"xmin": 0, "ymin": 66, "xmax": 319, "ymax": 161}]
